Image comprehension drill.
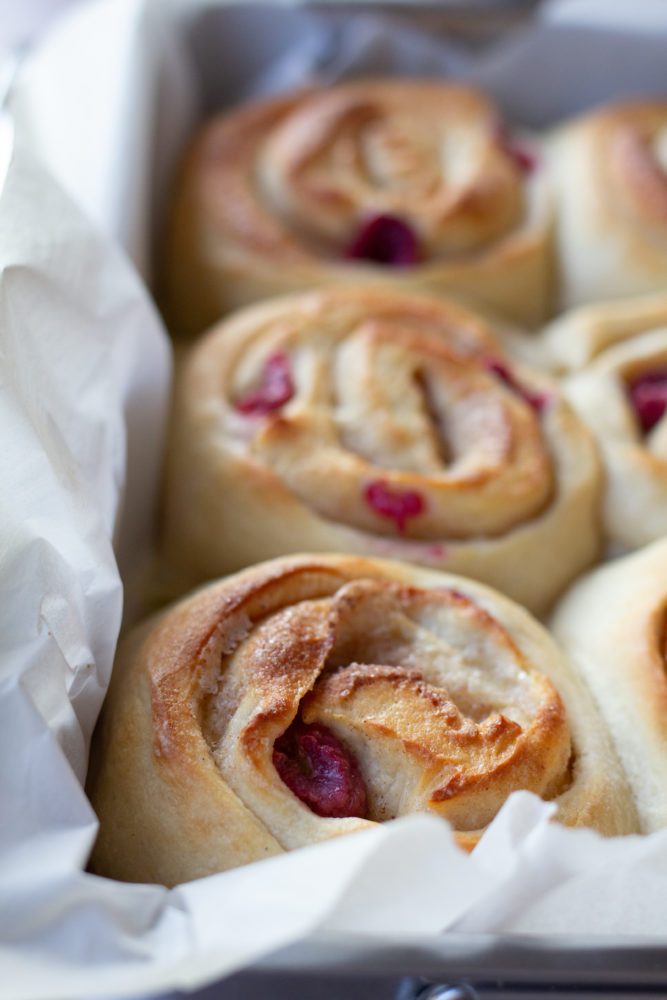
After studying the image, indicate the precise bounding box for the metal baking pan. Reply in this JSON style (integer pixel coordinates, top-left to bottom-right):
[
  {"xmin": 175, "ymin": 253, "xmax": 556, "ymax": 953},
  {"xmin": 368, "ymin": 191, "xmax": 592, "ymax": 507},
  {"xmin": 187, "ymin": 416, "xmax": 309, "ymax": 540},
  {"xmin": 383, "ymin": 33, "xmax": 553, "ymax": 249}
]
[{"xmin": 6, "ymin": 1, "xmax": 667, "ymax": 997}]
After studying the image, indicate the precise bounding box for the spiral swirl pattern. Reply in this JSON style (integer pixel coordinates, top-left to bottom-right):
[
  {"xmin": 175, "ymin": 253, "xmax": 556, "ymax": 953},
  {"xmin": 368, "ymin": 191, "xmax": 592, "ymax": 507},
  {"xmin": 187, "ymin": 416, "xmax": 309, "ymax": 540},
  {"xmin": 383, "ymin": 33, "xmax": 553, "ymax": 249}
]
[
  {"xmin": 256, "ymin": 83, "xmax": 523, "ymax": 255},
  {"xmin": 164, "ymin": 80, "xmax": 553, "ymax": 336},
  {"xmin": 88, "ymin": 555, "xmax": 637, "ymax": 885},
  {"xmin": 561, "ymin": 318, "xmax": 667, "ymax": 551},
  {"xmin": 164, "ymin": 288, "xmax": 600, "ymax": 613}
]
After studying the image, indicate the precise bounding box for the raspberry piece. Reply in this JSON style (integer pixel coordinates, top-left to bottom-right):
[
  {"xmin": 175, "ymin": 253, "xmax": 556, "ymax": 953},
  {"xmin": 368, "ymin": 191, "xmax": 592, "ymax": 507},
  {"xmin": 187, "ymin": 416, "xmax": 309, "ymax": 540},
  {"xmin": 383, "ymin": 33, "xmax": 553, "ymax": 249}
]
[
  {"xmin": 235, "ymin": 352, "xmax": 294, "ymax": 415},
  {"xmin": 273, "ymin": 720, "xmax": 367, "ymax": 819},
  {"xmin": 628, "ymin": 371, "xmax": 667, "ymax": 433},
  {"xmin": 344, "ymin": 214, "xmax": 420, "ymax": 266},
  {"xmin": 365, "ymin": 479, "xmax": 425, "ymax": 534},
  {"xmin": 485, "ymin": 358, "xmax": 547, "ymax": 412}
]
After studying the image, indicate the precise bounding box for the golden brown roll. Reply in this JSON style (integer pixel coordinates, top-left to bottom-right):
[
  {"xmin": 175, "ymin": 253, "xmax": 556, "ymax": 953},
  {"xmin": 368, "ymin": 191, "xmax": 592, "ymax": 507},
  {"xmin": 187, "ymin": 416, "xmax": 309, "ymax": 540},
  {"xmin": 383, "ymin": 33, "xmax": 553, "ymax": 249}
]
[
  {"xmin": 162, "ymin": 287, "xmax": 601, "ymax": 615},
  {"xmin": 162, "ymin": 79, "xmax": 555, "ymax": 338},
  {"xmin": 88, "ymin": 554, "xmax": 637, "ymax": 886},
  {"xmin": 550, "ymin": 538, "xmax": 667, "ymax": 834},
  {"xmin": 548, "ymin": 100, "xmax": 667, "ymax": 310},
  {"xmin": 557, "ymin": 315, "xmax": 667, "ymax": 552}
]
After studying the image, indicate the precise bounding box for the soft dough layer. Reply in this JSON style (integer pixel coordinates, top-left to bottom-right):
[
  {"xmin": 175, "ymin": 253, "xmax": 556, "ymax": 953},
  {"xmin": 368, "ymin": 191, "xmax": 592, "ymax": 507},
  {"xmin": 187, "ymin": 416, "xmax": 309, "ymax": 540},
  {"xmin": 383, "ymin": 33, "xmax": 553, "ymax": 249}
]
[
  {"xmin": 548, "ymin": 101, "xmax": 667, "ymax": 310},
  {"xmin": 162, "ymin": 287, "xmax": 601, "ymax": 615},
  {"xmin": 162, "ymin": 79, "xmax": 554, "ymax": 337},
  {"xmin": 542, "ymin": 292, "xmax": 667, "ymax": 373},
  {"xmin": 550, "ymin": 538, "xmax": 667, "ymax": 834},
  {"xmin": 88, "ymin": 554, "xmax": 637, "ymax": 886}
]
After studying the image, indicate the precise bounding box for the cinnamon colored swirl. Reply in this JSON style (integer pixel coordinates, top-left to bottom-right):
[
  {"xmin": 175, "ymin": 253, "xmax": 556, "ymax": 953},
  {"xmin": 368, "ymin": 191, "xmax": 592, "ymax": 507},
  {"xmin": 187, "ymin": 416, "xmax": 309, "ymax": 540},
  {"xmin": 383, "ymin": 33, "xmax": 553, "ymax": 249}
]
[
  {"xmin": 162, "ymin": 287, "xmax": 601, "ymax": 615},
  {"xmin": 162, "ymin": 79, "xmax": 554, "ymax": 338},
  {"xmin": 550, "ymin": 538, "xmax": 667, "ymax": 834},
  {"xmin": 548, "ymin": 101, "xmax": 667, "ymax": 309},
  {"xmin": 88, "ymin": 554, "xmax": 637, "ymax": 885}
]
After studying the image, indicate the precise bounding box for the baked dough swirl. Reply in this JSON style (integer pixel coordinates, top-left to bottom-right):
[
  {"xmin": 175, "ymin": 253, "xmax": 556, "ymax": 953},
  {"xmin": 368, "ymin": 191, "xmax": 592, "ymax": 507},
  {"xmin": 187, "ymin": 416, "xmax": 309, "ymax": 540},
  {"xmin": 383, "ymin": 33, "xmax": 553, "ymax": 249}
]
[
  {"xmin": 88, "ymin": 555, "xmax": 637, "ymax": 886},
  {"xmin": 548, "ymin": 101, "xmax": 667, "ymax": 309},
  {"xmin": 163, "ymin": 79, "xmax": 554, "ymax": 337},
  {"xmin": 553, "ymin": 301, "xmax": 667, "ymax": 551},
  {"xmin": 162, "ymin": 288, "xmax": 601, "ymax": 614}
]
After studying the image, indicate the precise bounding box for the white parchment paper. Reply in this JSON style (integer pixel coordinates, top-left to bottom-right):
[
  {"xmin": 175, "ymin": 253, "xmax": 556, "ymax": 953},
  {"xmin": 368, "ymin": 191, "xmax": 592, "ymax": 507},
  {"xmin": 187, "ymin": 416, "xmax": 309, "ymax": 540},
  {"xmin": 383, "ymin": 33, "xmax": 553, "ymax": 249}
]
[{"xmin": 3, "ymin": 1, "xmax": 667, "ymax": 997}]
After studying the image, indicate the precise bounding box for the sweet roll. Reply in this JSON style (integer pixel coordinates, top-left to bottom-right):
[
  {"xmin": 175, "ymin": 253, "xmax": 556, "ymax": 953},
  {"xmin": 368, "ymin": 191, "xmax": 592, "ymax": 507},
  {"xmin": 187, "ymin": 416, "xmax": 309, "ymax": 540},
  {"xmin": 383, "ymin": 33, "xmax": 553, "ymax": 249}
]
[
  {"xmin": 553, "ymin": 302, "xmax": 667, "ymax": 551},
  {"xmin": 88, "ymin": 554, "xmax": 637, "ymax": 885},
  {"xmin": 550, "ymin": 538, "xmax": 667, "ymax": 834},
  {"xmin": 163, "ymin": 79, "xmax": 554, "ymax": 337},
  {"xmin": 162, "ymin": 287, "xmax": 601, "ymax": 615},
  {"xmin": 548, "ymin": 101, "xmax": 667, "ymax": 309}
]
